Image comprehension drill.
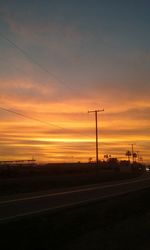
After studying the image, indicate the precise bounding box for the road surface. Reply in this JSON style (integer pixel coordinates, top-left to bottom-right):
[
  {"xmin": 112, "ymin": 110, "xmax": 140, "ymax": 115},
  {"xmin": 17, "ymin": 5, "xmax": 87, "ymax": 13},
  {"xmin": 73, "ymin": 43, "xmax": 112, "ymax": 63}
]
[{"xmin": 0, "ymin": 174, "xmax": 150, "ymax": 222}]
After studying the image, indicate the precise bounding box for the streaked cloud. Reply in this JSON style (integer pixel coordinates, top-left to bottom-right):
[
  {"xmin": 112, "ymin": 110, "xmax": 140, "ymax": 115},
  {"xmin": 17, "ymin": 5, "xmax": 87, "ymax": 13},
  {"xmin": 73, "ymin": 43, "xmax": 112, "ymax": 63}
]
[{"xmin": 0, "ymin": 0, "xmax": 149, "ymax": 163}]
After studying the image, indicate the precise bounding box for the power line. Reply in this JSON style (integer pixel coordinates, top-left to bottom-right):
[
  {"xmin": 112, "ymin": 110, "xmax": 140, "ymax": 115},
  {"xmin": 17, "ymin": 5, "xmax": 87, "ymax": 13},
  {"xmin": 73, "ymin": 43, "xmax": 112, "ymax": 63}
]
[
  {"xmin": 0, "ymin": 33, "xmax": 95, "ymax": 138},
  {"xmin": 129, "ymin": 143, "xmax": 136, "ymax": 163},
  {"xmin": 0, "ymin": 106, "xmax": 65, "ymax": 130},
  {"xmin": 0, "ymin": 106, "xmax": 98, "ymax": 144},
  {"xmin": 0, "ymin": 32, "xmax": 74, "ymax": 92},
  {"xmin": 0, "ymin": 33, "xmax": 87, "ymax": 125},
  {"xmin": 0, "ymin": 106, "xmax": 89, "ymax": 137}
]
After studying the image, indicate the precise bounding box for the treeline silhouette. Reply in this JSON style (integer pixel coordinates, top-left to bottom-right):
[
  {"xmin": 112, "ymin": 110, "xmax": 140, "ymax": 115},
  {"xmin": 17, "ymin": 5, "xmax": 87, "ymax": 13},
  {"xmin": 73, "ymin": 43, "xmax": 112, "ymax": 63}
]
[{"xmin": 0, "ymin": 161, "xmax": 146, "ymax": 179}]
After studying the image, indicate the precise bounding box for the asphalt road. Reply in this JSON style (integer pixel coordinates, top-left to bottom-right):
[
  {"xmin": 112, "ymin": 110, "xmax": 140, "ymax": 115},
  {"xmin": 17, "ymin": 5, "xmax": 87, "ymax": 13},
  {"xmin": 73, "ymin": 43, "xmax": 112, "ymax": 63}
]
[{"xmin": 0, "ymin": 173, "xmax": 150, "ymax": 222}]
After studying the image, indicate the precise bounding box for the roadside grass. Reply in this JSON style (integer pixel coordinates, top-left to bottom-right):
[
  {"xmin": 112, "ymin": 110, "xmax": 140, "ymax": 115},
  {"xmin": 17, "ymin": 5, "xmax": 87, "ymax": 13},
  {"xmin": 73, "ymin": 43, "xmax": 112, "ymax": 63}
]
[
  {"xmin": 0, "ymin": 187, "xmax": 150, "ymax": 250},
  {"xmin": 0, "ymin": 169, "xmax": 141, "ymax": 196}
]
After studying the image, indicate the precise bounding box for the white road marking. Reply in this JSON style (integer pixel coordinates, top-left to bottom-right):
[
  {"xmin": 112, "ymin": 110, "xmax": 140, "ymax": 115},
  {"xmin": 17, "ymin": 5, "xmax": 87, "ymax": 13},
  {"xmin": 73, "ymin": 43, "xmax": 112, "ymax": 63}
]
[
  {"xmin": 0, "ymin": 176, "xmax": 150, "ymax": 205},
  {"xmin": 0, "ymin": 183, "xmax": 149, "ymax": 223}
]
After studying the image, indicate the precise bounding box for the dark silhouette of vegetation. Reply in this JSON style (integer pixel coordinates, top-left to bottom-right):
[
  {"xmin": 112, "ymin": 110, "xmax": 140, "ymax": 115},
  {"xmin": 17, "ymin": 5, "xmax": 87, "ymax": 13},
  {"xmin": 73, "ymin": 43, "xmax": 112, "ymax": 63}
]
[{"xmin": 125, "ymin": 150, "xmax": 132, "ymax": 161}]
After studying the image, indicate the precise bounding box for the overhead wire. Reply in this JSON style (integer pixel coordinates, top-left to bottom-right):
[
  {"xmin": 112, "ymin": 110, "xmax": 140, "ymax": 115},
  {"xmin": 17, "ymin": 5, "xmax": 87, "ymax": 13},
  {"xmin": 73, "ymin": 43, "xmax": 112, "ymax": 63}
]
[
  {"xmin": 0, "ymin": 32, "xmax": 75, "ymax": 92},
  {"xmin": 0, "ymin": 33, "xmax": 92, "ymax": 138},
  {"xmin": 0, "ymin": 106, "xmax": 91, "ymax": 137},
  {"xmin": 0, "ymin": 106, "xmax": 65, "ymax": 129},
  {"xmin": 0, "ymin": 29, "xmax": 102, "ymax": 164}
]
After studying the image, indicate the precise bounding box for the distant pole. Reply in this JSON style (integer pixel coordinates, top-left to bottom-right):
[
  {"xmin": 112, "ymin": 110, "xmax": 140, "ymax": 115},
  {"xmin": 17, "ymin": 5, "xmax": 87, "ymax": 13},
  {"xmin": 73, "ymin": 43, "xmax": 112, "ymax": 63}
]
[
  {"xmin": 88, "ymin": 109, "xmax": 104, "ymax": 165},
  {"xmin": 136, "ymin": 151, "xmax": 140, "ymax": 162},
  {"xmin": 130, "ymin": 143, "xmax": 136, "ymax": 163}
]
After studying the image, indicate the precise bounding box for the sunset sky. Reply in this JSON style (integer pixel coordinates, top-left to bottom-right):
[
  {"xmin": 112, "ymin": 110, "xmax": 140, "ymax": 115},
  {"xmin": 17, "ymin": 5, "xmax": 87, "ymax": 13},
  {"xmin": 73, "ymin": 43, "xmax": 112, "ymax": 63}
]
[{"xmin": 0, "ymin": 0, "xmax": 149, "ymax": 163}]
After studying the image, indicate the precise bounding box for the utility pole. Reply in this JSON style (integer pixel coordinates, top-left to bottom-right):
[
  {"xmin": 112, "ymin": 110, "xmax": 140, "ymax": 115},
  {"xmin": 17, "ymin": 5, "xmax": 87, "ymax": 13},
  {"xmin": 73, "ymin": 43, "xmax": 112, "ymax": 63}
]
[
  {"xmin": 136, "ymin": 151, "xmax": 140, "ymax": 162},
  {"xmin": 88, "ymin": 109, "xmax": 104, "ymax": 165},
  {"xmin": 130, "ymin": 143, "xmax": 136, "ymax": 163}
]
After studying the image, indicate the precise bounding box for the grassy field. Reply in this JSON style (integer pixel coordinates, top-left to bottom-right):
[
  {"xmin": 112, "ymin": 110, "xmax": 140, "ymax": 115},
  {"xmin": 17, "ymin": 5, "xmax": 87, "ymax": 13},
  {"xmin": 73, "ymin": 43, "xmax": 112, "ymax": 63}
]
[
  {"xmin": 0, "ymin": 186, "xmax": 150, "ymax": 250},
  {"xmin": 0, "ymin": 165, "xmax": 142, "ymax": 196}
]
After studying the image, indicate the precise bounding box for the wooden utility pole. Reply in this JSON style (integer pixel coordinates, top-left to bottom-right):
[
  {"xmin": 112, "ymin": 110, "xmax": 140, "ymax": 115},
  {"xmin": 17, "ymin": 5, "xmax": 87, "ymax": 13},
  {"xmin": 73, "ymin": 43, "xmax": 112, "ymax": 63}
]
[
  {"xmin": 88, "ymin": 109, "xmax": 104, "ymax": 164},
  {"xmin": 130, "ymin": 143, "xmax": 136, "ymax": 163}
]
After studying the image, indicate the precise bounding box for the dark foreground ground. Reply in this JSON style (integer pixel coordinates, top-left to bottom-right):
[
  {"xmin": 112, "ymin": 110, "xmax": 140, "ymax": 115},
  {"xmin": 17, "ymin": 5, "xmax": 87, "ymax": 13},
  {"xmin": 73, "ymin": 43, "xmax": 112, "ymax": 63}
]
[
  {"xmin": 0, "ymin": 186, "xmax": 150, "ymax": 250},
  {"xmin": 0, "ymin": 164, "xmax": 143, "ymax": 196}
]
